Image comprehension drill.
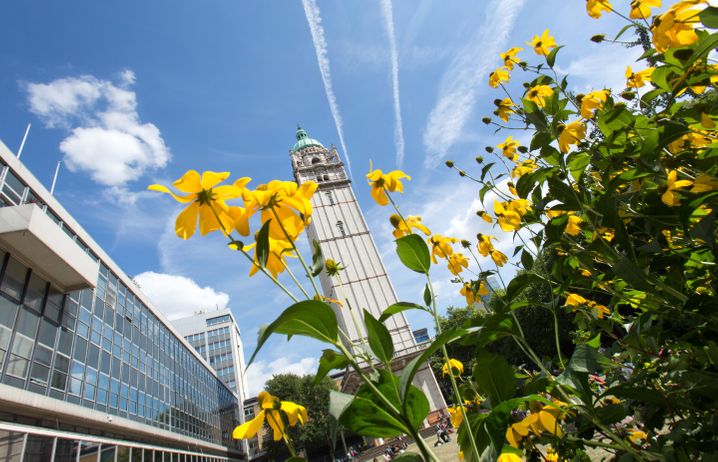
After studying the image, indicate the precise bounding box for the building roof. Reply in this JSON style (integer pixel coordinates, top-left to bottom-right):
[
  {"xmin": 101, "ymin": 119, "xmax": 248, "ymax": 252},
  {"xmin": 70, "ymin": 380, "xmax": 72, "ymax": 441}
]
[{"xmin": 292, "ymin": 126, "xmax": 324, "ymax": 152}]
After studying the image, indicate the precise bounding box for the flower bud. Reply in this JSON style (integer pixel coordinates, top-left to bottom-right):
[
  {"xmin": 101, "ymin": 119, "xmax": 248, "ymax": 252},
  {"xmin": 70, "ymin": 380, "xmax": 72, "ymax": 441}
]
[
  {"xmin": 482, "ymin": 117, "xmax": 492, "ymax": 124},
  {"xmin": 518, "ymin": 146, "xmax": 528, "ymax": 154},
  {"xmin": 575, "ymin": 93, "xmax": 585, "ymax": 104},
  {"xmin": 620, "ymin": 91, "xmax": 636, "ymax": 100},
  {"xmin": 493, "ymin": 99, "xmax": 503, "ymax": 106},
  {"xmin": 445, "ymin": 160, "xmax": 455, "ymax": 168},
  {"xmin": 461, "ymin": 240, "xmax": 471, "ymax": 249},
  {"xmin": 615, "ymin": 102, "xmax": 627, "ymax": 110},
  {"xmin": 475, "ymin": 156, "xmax": 484, "ymax": 164},
  {"xmin": 485, "ymin": 146, "xmax": 494, "ymax": 153},
  {"xmin": 325, "ymin": 259, "xmax": 343, "ymax": 276},
  {"xmin": 458, "ymin": 170, "xmax": 467, "ymax": 177},
  {"xmin": 590, "ymin": 34, "xmax": 605, "ymax": 43},
  {"xmin": 389, "ymin": 214, "xmax": 402, "ymax": 228}
]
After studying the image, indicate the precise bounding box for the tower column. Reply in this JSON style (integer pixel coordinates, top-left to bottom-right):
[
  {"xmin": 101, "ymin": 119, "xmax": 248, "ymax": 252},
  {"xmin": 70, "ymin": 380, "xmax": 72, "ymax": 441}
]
[{"xmin": 289, "ymin": 127, "xmax": 447, "ymax": 417}]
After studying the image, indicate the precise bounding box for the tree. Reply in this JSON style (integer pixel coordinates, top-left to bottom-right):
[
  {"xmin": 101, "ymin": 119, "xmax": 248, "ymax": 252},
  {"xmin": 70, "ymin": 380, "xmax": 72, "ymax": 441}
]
[{"xmin": 264, "ymin": 373, "xmax": 337, "ymax": 459}]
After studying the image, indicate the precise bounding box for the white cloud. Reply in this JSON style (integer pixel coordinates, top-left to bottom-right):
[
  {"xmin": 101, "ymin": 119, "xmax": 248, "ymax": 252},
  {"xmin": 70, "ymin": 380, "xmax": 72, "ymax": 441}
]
[
  {"xmin": 556, "ymin": 44, "xmax": 644, "ymax": 95},
  {"xmin": 245, "ymin": 356, "xmax": 318, "ymax": 396},
  {"xmin": 132, "ymin": 271, "xmax": 230, "ymax": 320},
  {"xmin": 423, "ymin": 0, "xmax": 525, "ymax": 168},
  {"xmin": 379, "ymin": 0, "xmax": 406, "ymax": 167},
  {"xmin": 24, "ymin": 71, "xmax": 170, "ymax": 186},
  {"xmin": 301, "ymin": 0, "xmax": 353, "ymax": 177}
]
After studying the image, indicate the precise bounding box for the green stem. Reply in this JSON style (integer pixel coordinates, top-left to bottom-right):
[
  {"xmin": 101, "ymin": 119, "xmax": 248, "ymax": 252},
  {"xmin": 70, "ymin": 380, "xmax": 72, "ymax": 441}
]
[
  {"xmin": 427, "ymin": 274, "xmax": 481, "ymax": 462},
  {"xmin": 267, "ymin": 412, "xmax": 298, "ymax": 458},
  {"xmin": 282, "ymin": 259, "xmax": 312, "ymax": 300}
]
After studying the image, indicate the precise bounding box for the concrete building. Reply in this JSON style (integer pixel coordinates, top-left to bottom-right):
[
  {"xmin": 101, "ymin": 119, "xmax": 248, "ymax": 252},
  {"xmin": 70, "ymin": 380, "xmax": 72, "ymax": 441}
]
[
  {"xmin": 288, "ymin": 127, "xmax": 446, "ymax": 416},
  {"xmin": 173, "ymin": 310, "xmax": 248, "ymax": 403},
  {"xmin": 0, "ymin": 139, "xmax": 243, "ymax": 461}
]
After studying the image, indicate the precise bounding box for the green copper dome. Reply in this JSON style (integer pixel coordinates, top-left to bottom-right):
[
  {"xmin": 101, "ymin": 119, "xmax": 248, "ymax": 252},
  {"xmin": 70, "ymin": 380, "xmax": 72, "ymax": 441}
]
[{"xmin": 292, "ymin": 126, "xmax": 325, "ymax": 152}]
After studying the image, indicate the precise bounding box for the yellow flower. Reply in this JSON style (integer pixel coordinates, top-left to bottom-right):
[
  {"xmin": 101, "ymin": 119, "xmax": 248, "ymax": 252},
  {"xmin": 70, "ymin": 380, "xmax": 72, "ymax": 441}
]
[
  {"xmin": 246, "ymin": 180, "xmax": 318, "ymax": 241},
  {"xmin": 580, "ymin": 89, "xmax": 610, "ymax": 119},
  {"xmin": 498, "ymin": 453, "xmax": 522, "ymax": 462},
  {"xmin": 651, "ymin": 0, "xmax": 704, "ymax": 52},
  {"xmin": 526, "ymin": 85, "xmax": 554, "ymax": 109},
  {"xmin": 667, "ymin": 131, "xmax": 712, "ymax": 153},
  {"xmin": 691, "ymin": 174, "xmax": 718, "ymax": 193},
  {"xmin": 390, "ymin": 214, "xmax": 431, "ymax": 239},
  {"xmin": 494, "ymin": 202, "xmax": 524, "ymax": 232},
  {"xmin": 442, "ymin": 358, "xmax": 464, "ymax": 377},
  {"xmin": 447, "ymin": 405, "xmax": 464, "ymax": 428},
  {"xmin": 458, "ymin": 451, "xmax": 464, "ymax": 461},
  {"xmin": 630, "ymin": 0, "xmax": 661, "ymax": 19},
  {"xmin": 580, "ymin": 269, "xmax": 592, "ymax": 277},
  {"xmin": 489, "ymin": 67, "xmax": 511, "ymax": 88},
  {"xmin": 589, "ymin": 301, "xmax": 611, "ymax": 318},
  {"xmin": 565, "ymin": 293, "xmax": 588, "ymax": 307},
  {"xmin": 496, "ymin": 97, "xmax": 515, "ymax": 122},
  {"xmin": 498, "ymin": 136, "xmax": 521, "ymax": 161},
  {"xmin": 233, "ymin": 392, "xmax": 308, "ymax": 441},
  {"xmin": 149, "ymin": 170, "xmax": 249, "ymax": 240},
  {"xmin": 512, "ymin": 159, "xmax": 538, "ymax": 178},
  {"xmin": 595, "ymin": 226, "xmax": 615, "ymax": 242},
  {"xmin": 477, "ymin": 234, "xmax": 496, "ymax": 257},
  {"xmin": 447, "ymin": 253, "xmax": 469, "ymax": 275},
  {"xmin": 626, "ymin": 66, "xmax": 654, "ymax": 88},
  {"xmin": 629, "ymin": 429, "xmax": 648, "ymax": 444},
  {"xmin": 500, "ymin": 47, "xmax": 523, "ymax": 70},
  {"xmin": 661, "ymin": 170, "xmax": 693, "ymax": 206},
  {"xmin": 565, "ymin": 214, "xmax": 583, "ymax": 236},
  {"xmin": 491, "ymin": 249, "xmax": 508, "ymax": 267},
  {"xmin": 509, "ymin": 198, "xmax": 532, "ymax": 216},
  {"xmin": 528, "ymin": 29, "xmax": 557, "ymax": 56},
  {"xmin": 366, "ymin": 162, "xmax": 411, "ymax": 206},
  {"xmin": 558, "ymin": 120, "xmax": 586, "ymax": 153},
  {"xmin": 586, "ymin": 0, "xmax": 613, "ymax": 18},
  {"xmin": 508, "ymin": 182, "xmax": 518, "ymax": 196},
  {"xmin": 545, "ymin": 447, "xmax": 559, "ymax": 462},
  {"xmin": 477, "ymin": 210, "xmax": 493, "ymax": 223},
  {"xmin": 460, "ymin": 283, "xmax": 476, "ymax": 305},
  {"xmin": 428, "ymin": 235, "xmax": 458, "ymax": 263}
]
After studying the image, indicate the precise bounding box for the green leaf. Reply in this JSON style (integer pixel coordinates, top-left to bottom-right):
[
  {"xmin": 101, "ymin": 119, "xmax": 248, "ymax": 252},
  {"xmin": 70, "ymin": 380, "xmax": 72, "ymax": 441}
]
[
  {"xmin": 338, "ymin": 369, "xmax": 428, "ymax": 437},
  {"xmin": 505, "ymin": 273, "xmax": 540, "ymax": 303},
  {"xmin": 520, "ymin": 250, "xmax": 534, "ymax": 271},
  {"xmin": 310, "ymin": 239, "xmax": 323, "ymax": 277},
  {"xmin": 284, "ymin": 458, "xmax": 306, "ymax": 462},
  {"xmin": 700, "ymin": 7, "xmax": 718, "ymax": 28},
  {"xmin": 395, "ymin": 234, "xmax": 431, "ymax": 274},
  {"xmin": 473, "ymin": 353, "xmax": 517, "ymax": 407},
  {"xmin": 423, "ymin": 284, "xmax": 432, "ymax": 306},
  {"xmin": 247, "ymin": 300, "xmax": 338, "ymax": 366},
  {"xmin": 329, "ymin": 390, "xmax": 354, "ymax": 420},
  {"xmin": 364, "ymin": 309, "xmax": 395, "ymax": 364},
  {"xmin": 566, "ymin": 152, "xmax": 591, "ymax": 182},
  {"xmin": 315, "ymin": 349, "xmax": 350, "ymax": 385},
  {"xmin": 614, "ymin": 24, "xmax": 633, "ymax": 41},
  {"xmin": 565, "ymin": 344, "xmax": 612, "ymax": 374},
  {"xmin": 545, "ymin": 45, "xmax": 564, "ymax": 67},
  {"xmin": 480, "ymin": 162, "xmax": 496, "ymax": 182},
  {"xmin": 399, "ymin": 327, "xmax": 479, "ymax": 400},
  {"xmin": 689, "ymin": 31, "xmax": 718, "ymax": 65},
  {"xmin": 379, "ymin": 302, "xmax": 430, "ymax": 323},
  {"xmin": 256, "ymin": 219, "xmax": 272, "ymax": 268}
]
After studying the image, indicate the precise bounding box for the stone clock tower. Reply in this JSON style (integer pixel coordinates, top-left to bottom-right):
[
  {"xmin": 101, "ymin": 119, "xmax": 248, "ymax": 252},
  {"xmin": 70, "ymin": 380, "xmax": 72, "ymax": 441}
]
[{"xmin": 289, "ymin": 126, "xmax": 446, "ymax": 414}]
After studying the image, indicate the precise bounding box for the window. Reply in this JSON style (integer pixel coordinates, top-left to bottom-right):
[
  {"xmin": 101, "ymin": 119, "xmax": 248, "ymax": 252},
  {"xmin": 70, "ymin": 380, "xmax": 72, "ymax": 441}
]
[
  {"xmin": 206, "ymin": 315, "xmax": 230, "ymax": 327},
  {"xmin": 336, "ymin": 220, "xmax": 346, "ymax": 236},
  {"xmin": 324, "ymin": 191, "xmax": 334, "ymax": 205}
]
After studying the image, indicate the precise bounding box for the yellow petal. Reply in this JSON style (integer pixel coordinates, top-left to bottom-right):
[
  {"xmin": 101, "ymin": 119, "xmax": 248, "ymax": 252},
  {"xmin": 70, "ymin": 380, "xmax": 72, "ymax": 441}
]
[
  {"xmin": 265, "ymin": 410, "xmax": 285, "ymax": 441},
  {"xmin": 175, "ymin": 202, "xmax": 199, "ymax": 239},
  {"xmin": 148, "ymin": 184, "xmax": 196, "ymax": 203},
  {"xmin": 234, "ymin": 177, "xmax": 252, "ymax": 189},
  {"xmin": 173, "ymin": 170, "xmax": 202, "ymax": 193},
  {"xmin": 201, "ymin": 171, "xmax": 231, "ymax": 190},
  {"xmin": 232, "ymin": 410, "xmax": 266, "ymax": 439}
]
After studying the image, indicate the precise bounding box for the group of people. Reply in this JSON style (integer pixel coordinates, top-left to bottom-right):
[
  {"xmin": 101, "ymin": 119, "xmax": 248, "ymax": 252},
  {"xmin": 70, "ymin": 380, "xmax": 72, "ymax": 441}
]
[{"xmin": 433, "ymin": 417, "xmax": 453, "ymax": 447}]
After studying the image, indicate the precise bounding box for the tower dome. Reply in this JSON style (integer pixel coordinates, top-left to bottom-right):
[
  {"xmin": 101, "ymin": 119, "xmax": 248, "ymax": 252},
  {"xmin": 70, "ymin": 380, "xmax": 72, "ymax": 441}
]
[{"xmin": 292, "ymin": 126, "xmax": 325, "ymax": 152}]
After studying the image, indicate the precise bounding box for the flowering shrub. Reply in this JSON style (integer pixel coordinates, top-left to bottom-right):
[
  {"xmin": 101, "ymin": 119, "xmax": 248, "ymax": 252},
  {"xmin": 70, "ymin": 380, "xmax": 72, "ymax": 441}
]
[{"xmin": 152, "ymin": 1, "xmax": 718, "ymax": 460}]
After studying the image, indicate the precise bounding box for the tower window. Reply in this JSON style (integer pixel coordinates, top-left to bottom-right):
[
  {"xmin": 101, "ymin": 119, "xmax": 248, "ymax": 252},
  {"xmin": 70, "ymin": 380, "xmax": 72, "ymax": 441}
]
[
  {"xmin": 311, "ymin": 157, "xmax": 321, "ymax": 164},
  {"xmin": 323, "ymin": 175, "xmax": 330, "ymax": 181},
  {"xmin": 336, "ymin": 221, "xmax": 346, "ymax": 236},
  {"xmin": 324, "ymin": 191, "xmax": 335, "ymax": 205}
]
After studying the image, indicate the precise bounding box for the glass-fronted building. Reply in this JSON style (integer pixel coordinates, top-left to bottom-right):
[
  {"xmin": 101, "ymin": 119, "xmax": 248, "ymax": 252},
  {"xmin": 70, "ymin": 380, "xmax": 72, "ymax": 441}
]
[{"xmin": 0, "ymin": 139, "xmax": 243, "ymax": 461}]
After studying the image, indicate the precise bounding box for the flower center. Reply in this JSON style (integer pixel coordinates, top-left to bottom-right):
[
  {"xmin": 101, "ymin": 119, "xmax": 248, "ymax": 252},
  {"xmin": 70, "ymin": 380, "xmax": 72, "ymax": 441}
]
[{"xmin": 196, "ymin": 188, "xmax": 215, "ymax": 205}]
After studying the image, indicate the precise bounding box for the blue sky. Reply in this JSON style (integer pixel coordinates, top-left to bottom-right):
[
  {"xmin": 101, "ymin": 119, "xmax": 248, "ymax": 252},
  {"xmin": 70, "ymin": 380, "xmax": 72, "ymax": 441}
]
[{"xmin": 0, "ymin": 0, "xmax": 642, "ymax": 393}]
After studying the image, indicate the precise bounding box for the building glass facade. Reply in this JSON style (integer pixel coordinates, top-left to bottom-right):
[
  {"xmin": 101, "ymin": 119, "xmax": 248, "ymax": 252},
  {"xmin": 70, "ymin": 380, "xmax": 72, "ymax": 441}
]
[{"xmin": 0, "ymin": 143, "xmax": 241, "ymax": 460}]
